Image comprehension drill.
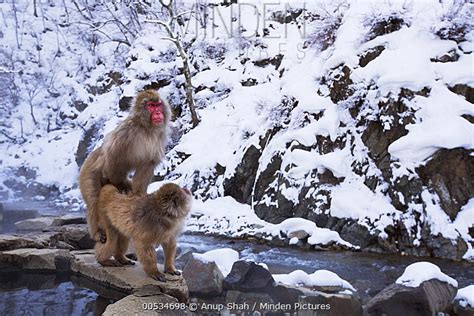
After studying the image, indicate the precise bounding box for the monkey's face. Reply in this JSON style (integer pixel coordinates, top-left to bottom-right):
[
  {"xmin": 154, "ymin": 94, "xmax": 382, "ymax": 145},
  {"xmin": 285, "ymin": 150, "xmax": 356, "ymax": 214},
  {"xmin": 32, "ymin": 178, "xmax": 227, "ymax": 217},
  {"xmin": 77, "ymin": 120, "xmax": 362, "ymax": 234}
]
[{"xmin": 145, "ymin": 99, "xmax": 165, "ymax": 125}]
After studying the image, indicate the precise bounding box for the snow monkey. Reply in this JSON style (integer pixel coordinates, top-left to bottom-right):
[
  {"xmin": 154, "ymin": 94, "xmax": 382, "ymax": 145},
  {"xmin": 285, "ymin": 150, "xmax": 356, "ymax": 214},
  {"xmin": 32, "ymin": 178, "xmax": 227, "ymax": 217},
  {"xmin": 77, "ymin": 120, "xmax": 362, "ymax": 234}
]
[
  {"xmin": 95, "ymin": 183, "xmax": 192, "ymax": 281},
  {"xmin": 79, "ymin": 90, "xmax": 171, "ymax": 243}
]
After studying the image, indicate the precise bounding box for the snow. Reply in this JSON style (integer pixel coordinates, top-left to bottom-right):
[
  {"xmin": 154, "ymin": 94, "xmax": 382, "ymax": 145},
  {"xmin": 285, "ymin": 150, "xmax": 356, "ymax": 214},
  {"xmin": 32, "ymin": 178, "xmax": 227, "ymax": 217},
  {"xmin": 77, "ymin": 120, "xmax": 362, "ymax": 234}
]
[
  {"xmin": 273, "ymin": 269, "xmax": 356, "ymax": 292},
  {"xmin": 265, "ymin": 217, "xmax": 354, "ymax": 248},
  {"xmin": 395, "ymin": 262, "xmax": 458, "ymax": 288},
  {"xmin": 186, "ymin": 195, "xmax": 353, "ymax": 248},
  {"xmin": 330, "ymin": 179, "xmax": 399, "ymax": 222},
  {"xmin": 193, "ymin": 248, "xmax": 239, "ymax": 277},
  {"xmin": 456, "ymin": 285, "xmax": 474, "ymax": 308}
]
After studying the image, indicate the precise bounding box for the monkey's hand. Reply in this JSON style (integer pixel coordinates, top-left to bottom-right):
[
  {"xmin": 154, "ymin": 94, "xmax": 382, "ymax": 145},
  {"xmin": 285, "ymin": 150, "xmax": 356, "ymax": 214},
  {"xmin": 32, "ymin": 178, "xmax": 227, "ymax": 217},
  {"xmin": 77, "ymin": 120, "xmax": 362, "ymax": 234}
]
[
  {"xmin": 151, "ymin": 272, "xmax": 167, "ymax": 282},
  {"xmin": 95, "ymin": 229, "xmax": 107, "ymax": 243},
  {"xmin": 116, "ymin": 181, "xmax": 132, "ymax": 194},
  {"xmin": 165, "ymin": 267, "xmax": 181, "ymax": 276}
]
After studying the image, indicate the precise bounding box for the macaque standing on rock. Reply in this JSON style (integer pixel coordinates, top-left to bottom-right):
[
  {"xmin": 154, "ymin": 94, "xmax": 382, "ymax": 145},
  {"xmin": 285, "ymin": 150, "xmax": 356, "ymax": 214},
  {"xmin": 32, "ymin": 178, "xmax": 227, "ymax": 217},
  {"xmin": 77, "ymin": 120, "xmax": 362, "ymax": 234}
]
[
  {"xmin": 96, "ymin": 183, "xmax": 192, "ymax": 281},
  {"xmin": 79, "ymin": 90, "xmax": 171, "ymax": 243}
]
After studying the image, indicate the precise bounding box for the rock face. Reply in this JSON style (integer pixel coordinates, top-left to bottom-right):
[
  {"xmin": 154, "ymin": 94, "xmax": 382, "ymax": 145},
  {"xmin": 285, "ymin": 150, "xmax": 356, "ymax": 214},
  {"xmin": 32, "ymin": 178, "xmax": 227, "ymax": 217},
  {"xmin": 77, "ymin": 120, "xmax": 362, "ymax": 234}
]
[
  {"xmin": 0, "ymin": 248, "xmax": 72, "ymax": 271},
  {"xmin": 71, "ymin": 250, "xmax": 189, "ymax": 303},
  {"xmin": 364, "ymin": 279, "xmax": 457, "ymax": 316},
  {"xmin": 182, "ymin": 255, "xmax": 224, "ymax": 295},
  {"xmin": 417, "ymin": 148, "xmax": 474, "ymax": 220}
]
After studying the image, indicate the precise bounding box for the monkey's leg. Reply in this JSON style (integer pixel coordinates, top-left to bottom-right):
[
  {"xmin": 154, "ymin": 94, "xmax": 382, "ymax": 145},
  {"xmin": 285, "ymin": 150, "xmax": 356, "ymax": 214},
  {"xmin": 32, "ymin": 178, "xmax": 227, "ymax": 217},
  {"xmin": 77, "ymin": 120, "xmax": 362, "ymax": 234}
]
[
  {"xmin": 162, "ymin": 240, "xmax": 180, "ymax": 276},
  {"xmin": 131, "ymin": 163, "xmax": 155, "ymax": 196},
  {"xmin": 114, "ymin": 233, "xmax": 135, "ymax": 265},
  {"xmin": 95, "ymin": 227, "xmax": 122, "ymax": 267},
  {"xmin": 135, "ymin": 243, "xmax": 166, "ymax": 282}
]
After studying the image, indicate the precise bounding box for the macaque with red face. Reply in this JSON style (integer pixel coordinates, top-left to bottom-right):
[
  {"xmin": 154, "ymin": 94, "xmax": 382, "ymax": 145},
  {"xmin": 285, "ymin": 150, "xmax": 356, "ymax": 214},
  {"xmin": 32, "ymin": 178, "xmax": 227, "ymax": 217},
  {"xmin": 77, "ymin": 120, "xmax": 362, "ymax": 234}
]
[{"xmin": 79, "ymin": 90, "xmax": 171, "ymax": 243}]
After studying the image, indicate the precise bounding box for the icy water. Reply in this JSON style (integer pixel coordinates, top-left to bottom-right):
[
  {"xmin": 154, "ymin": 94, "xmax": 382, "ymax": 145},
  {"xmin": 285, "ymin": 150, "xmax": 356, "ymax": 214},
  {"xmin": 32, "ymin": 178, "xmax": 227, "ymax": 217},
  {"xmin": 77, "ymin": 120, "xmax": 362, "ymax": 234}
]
[{"xmin": 1, "ymin": 202, "xmax": 473, "ymax": 315}]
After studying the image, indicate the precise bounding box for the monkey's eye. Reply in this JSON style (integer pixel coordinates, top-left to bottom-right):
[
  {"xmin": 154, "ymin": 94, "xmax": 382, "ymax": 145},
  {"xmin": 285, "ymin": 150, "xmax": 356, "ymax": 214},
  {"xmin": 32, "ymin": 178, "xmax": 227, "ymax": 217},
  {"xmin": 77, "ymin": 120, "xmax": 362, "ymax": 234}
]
[{"xmin": 145, "ymin": 101, "xmax": 163, "ymax": 107}]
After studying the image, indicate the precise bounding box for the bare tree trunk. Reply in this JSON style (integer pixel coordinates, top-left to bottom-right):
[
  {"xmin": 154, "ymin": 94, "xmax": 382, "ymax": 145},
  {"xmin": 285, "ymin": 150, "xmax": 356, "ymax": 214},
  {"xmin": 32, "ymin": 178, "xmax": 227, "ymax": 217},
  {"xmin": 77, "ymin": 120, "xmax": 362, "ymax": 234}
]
[
  {"xmin": 150, "ymin": 0, "xmax": 200, "ymax": 127},
  {"xmin": 33, "ymin": 0, "xmax": 38, "ymax": 17},
  {"xmin": 176, "ymin": 43, "xmax": 199, "ymax": 127}
]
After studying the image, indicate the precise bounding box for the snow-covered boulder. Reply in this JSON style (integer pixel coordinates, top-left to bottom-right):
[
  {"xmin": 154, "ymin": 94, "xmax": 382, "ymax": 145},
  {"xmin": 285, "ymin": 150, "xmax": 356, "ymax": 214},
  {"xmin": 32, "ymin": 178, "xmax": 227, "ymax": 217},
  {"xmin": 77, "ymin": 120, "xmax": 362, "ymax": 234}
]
[
  {"xmin": 365, "ymin": 262, "xmax": 458, "ymax": 316},
  {"xmin": 453, "ymin": 285, "xmax": 474, "ymax": 316},
  {"xmin": 273, "ymin": 269, "xmax": 356, "ymax": 293}
]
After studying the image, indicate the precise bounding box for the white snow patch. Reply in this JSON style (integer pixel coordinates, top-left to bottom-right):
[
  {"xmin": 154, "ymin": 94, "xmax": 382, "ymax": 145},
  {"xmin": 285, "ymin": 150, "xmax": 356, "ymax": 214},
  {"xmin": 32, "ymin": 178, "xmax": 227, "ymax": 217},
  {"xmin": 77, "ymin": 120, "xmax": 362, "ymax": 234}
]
[
  {"xmin": 455, "ymin": 285, "xmax": 474, "ymax": 308},
  {"xmin": 273, "ymin": 269, "xmax": 356, "ymax": 292},
  {"xmin": 395, "ymin": 262, "xmax": 458, "ymax": 288},
  {"xmin": 193, "ymin": 248, "xmax": 239, "ymax": 277}
]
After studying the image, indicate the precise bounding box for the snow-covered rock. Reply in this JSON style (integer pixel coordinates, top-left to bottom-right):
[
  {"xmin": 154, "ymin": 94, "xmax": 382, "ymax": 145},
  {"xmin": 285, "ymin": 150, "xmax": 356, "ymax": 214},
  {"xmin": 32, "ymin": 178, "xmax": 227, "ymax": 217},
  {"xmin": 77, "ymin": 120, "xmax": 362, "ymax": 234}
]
[
  {"xmin": 273, "ymin": 269, "xmax": 356, "ymax": 292},
  {"xmin": 395, "ymin": 261, "xmax": 458, "ymax": 288},
  {"xmin": 365, "ymin": 261, "xmax": 458, "ymax": 315}
]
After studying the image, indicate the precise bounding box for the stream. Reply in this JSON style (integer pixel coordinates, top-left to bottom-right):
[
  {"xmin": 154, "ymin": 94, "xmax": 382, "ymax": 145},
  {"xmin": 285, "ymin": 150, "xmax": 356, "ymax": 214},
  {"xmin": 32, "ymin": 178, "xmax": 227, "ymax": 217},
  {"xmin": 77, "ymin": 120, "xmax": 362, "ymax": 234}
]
[{"xmin": 0, "ymin": 201, "xmax": 473, "ymax": 315}]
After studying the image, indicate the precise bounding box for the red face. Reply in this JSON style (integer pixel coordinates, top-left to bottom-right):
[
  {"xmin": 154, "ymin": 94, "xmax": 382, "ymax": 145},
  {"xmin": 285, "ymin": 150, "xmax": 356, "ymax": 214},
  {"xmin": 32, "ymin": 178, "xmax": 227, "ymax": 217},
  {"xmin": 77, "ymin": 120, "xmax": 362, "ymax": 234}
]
[{"xmin": 146, "ymin": 100, "xmax": 165, "ymax": 125}]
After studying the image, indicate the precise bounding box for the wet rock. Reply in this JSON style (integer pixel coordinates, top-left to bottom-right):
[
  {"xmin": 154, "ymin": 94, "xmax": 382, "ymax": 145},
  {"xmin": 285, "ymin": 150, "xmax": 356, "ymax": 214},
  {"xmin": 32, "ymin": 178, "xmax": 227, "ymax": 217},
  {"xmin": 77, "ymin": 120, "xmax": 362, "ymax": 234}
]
[
  {"xmin": 417, "ymin": 148, "xmax": 474, "ymax": 220},
  {"xmin": 0, "ymin": 234, "xmax": 48, "ymax": 251},
  {"xmin": 71, "ymin": 250, "xmax": 188, "ymax": 303},
  {"xmin": 182, "ymin": 255, "xmax": 224, "ymax": 295},
  {"xmin": 103, "ymin": 292, "xmax": 181, "ymax": 316},
  {"xmin": 0, "ymin": 248, "xmax": 72, "ymax": 271},
  {"xmin": 365, "ymin": 279, "xmax": 457, "ymax": 316},
  {"xmin": 223, "ymin": 260, "xmax": 274, "ymax": 292},
  {"xmin": 15, "ymin": 216, "xmax": 55, "ymax": 231},
  {"xmin": 45, "ymin": 224, "xmax": 95, "ymax": 250}
]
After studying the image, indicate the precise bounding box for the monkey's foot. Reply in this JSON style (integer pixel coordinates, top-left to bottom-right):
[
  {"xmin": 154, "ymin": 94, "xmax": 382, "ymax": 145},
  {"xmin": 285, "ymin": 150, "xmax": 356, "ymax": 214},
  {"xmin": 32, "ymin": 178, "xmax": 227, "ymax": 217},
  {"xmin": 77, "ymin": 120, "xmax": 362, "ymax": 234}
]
[
  {"xmin": 98, "ymin": 259, "xmax": 122, "ymax": 267},
  {"xmin": 116, "ymin": 258, "xmax": 135, "ymax": 266},
  {"xmin": 150, "ymin": 273, "xmax": 167, "ymax": 282},
  {"xmin": 126, "ymin": 253, "xmax": 138, "ymax": 261},
  {"xmin": 165, "ymin": 268, "xmax": 181, "ymax": 276}
]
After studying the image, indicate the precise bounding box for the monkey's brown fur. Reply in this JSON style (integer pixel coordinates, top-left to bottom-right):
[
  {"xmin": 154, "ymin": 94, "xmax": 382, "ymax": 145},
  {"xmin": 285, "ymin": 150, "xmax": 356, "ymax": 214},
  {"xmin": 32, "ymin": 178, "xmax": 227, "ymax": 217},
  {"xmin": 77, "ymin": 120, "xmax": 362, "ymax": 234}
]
[
  {"xmin": 79, "ymin": 90, "xmax": 171, "ymax": 242},
  {"xmin": 95, "ymin": 183, "xmax": 192, "ymax": 281}
]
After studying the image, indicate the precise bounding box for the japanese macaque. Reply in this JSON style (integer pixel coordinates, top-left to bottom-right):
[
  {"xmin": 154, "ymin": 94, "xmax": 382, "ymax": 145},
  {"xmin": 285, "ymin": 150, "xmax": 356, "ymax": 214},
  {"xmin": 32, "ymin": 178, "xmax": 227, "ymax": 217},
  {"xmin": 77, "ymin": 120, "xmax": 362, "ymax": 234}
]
[
  {"xmin": 79, "ymin": 90, "xmax": 171, "ymax": 243},
  {"xmin": 95, "ymin": 183, "xmax": 192, "ymax": 281}
]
